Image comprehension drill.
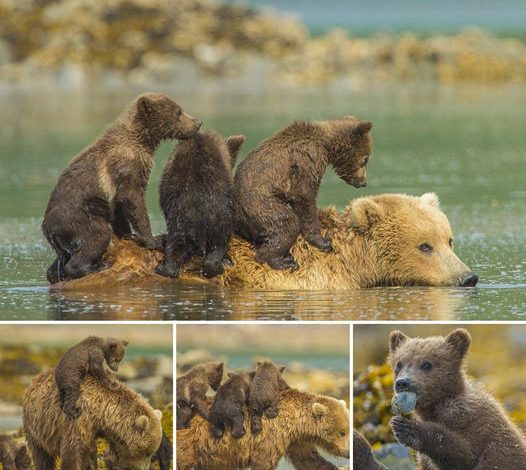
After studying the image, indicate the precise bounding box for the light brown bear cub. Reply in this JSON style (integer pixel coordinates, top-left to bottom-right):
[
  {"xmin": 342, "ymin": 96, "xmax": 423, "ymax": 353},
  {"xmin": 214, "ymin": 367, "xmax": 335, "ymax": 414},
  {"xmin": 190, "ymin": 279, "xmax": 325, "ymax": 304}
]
[
  {"xmin": 389, "ymin": 328, "xmax": 526, "ymax": 470},
  {"xmin": 176, "ymin": 362, "xmax": 224, "ymax": 429},
  {"xmin": 249, "ymin": 360, "xmax": 289, "ymax": 434},
  {"xmin": 55, "ymin": 336, "xmax": 128, "ymax": 418},
  {"xmin": 42, "ymin": 93, "xmax": 201, "ymax": 284},
  {"xmin": 234, "ymin": 116, "xmax": 372, "ymax": 270}
]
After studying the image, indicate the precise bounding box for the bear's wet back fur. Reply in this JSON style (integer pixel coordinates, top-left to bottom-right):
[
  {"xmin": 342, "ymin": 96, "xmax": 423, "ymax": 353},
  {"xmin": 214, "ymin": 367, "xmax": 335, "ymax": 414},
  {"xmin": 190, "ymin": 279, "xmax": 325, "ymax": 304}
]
[
  {"xmin": 389, "ymin": 328, "xmax": 526, "ymax": 469},
  {"xmin": 42, "ymin": 93, "xmax": 201, "ymax": 284},
  {"xmin": 157, "ymin": 130, "xmax": 245, "ymax": 278},
  {"xmin": 234, "ymin": 117, "xmax": 372, "ymax": 270}
]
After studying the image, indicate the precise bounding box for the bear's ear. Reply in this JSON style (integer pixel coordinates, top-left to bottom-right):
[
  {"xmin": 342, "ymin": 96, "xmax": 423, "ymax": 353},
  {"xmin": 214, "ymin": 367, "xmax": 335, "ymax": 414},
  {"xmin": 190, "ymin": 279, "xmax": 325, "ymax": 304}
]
[
  {"xmin": 279, "ymin": 365, "xmax": 286, "ymax": 373},
  {"xmin": 350, "ymin": 197, "xmax": 384, "ymax": 234},
  {"xmin": 154, "ymin": 409, "xmax": 163, "ymax": 420},
  {"xmin": 227, "ymin": 372, "xmax": 235, "ymax": 378},
  {"xmin": 226, "ymin": 135, "xmax": 246, "ymax": 168},
  {"xmin": 354, "ymin": 121, "xmax": 373, "ymax": 135},
  {"xmin": 248, "ymin": 370, "xmax": 256, "ymax": 379},
  {"xmin": 445, "ymin": 329, "xmax": 471, "ymax": 359},
  {"xmin": 137, "ymin": 95, "xmax": 153, "ymax": 117},
  {"xmin": 256, "ymin": 361, "xmax": 262, "ymax": 367},
  {"xmin": 420, "ymin": 192, "xmax": 440, "ymax": 209},
  {"xmin": 133, "ymin": 415, "xmax": 149, "ymax": 433},
  {"xmin": 122, "ymin": 340, "xmax": 129, "ymax": 347},
  {"xmin": 312, "ymin": 403, "xmax": 328, "ymax": 419},
  {"xmin": 389, "ymin": 331, "xmax": 409, "ymax": 354},
  {"xmin": 213, "ymin": 362, "xmax": 224, "ymax": 373}
]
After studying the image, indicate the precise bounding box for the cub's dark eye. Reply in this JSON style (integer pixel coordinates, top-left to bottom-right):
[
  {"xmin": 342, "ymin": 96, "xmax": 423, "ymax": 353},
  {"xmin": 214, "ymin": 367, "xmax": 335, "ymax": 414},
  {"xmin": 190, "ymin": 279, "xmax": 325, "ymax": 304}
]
[
  {"xmin": 340, "ymin": 431, "xmax": 347, "ymax": 437},
  {"xmin": 419, "ymin": 243, "xmax": 433, "ymax": 253},
  {"xmin": 421, "ymin": 361, "xmax": 433, "ymax": 371},
  {"xmin": 395, "ymin": 361, "xmax": 402, "ymax": 373},
  {"xmin": 448, "ymin": 238, "xmax": 453, "ymax": 248}
]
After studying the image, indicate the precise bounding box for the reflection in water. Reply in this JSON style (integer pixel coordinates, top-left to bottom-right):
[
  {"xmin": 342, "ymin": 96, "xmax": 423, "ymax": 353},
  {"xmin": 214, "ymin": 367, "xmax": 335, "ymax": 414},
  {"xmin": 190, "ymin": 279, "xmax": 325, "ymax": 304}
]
[{"xmin": 42, "ymin": 282, "xmax": 475, "ymax": 321}]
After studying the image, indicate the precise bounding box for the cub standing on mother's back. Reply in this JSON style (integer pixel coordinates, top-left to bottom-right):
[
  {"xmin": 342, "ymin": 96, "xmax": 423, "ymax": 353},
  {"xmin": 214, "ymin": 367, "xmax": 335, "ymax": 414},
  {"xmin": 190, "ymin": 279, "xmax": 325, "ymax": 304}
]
[
  {"xmin": 42, "ymin": 93, "xmax": 202, "ymax": 284},
  {"xmin": 55, "ymin": 336, "xmax": 128, "ymax": 418},
  {"xmin": 157, "ymin": 130, "xmax": 245, "ymax": 278},
  {"xmin": 234, "ymin": 116, "xmax": 372, "ymax": 270},
  {"xmin": 389, "ymin": 328, "xmax": 526, "ymax": 470}
]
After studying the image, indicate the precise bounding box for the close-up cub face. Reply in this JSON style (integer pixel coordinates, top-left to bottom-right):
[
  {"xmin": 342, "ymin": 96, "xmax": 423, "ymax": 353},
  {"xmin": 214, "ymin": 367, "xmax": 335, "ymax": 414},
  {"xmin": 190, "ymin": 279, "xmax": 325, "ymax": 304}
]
[
  {"xmin": 389, "ymin": 329, "xmax": 471, "ymax": 409},
  {"xmin": 103, "ymin": 337, "xmax": 129, "ymax": 371}
]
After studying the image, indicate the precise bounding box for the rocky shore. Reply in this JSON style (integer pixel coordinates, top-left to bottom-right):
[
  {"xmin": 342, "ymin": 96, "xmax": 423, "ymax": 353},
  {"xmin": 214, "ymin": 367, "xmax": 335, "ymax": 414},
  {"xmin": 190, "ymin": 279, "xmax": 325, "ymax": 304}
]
[{"xmin": 1, "ymin": 0, "xmax": 525, "ymax": 87}]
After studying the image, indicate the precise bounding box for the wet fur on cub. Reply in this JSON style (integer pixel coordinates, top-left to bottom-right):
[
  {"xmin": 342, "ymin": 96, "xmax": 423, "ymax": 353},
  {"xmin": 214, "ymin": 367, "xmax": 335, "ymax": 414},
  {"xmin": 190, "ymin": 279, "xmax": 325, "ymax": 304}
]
[
  {"xmin": 234, "ymin": 116, "xmax": 372, "ymax": 270},
  {"xmin": 55, "ymin": 336, "xmax": 128, "ymax": 418},
  {"xmin": 42, "ymin": 93, "xmax": 201, "ymax": 284},
  {"xmin": 157, "ymin": 130, "xmax": 245, "ymax": 278}
]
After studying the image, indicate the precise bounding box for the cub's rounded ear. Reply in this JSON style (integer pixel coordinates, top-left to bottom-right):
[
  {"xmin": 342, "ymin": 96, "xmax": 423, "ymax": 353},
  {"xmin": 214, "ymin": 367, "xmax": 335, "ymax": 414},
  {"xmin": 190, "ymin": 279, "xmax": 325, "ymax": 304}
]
[
  {"xmin": 256, "ymin": 361, "xmax": 262, "ymax": 367},
  {"xmin": 154, "ymin": 409, "xmax": 163, "ymax": 420},
  {"xmin": 354, "ymin": 121, "xmax": 373, "ymax": 135},
  {"xmin": 389, "ymin": 330, "xmax": 409, "ymax": 354},
  {"xmin": 123, "ymin": 340, "xmax": 129, "ymax": 347},
  {"xmin": 133, "ymin": 415, "xmax": 150, "ymax": 433},
  {"xmin": 213, "ymin": 362, "xmax": 224, "ymax": 372},
  {"xmin": 349, "ymin": 197, "xmax": 384, "ymax": 234},
  {"xmin": 420, "ymin": 192, "xmax": 440, "ymax": 209},
  {"xmin": 248, "ymin": 370, "xmax": 256, "ymax": 379},
  {"xmin": 137, "ymin": 95, "xmax": 153, "ymax": 117},
  {"xmin": 445, "ymin": 329, "xmax": 471, "ymax": 359},
  {"xmin": 279, "ymin": 365, "xmax": 286, "ymax": 373},
  {"xmin": 312, "ymin": 403, "xmax": 328, "ymax": 419}
]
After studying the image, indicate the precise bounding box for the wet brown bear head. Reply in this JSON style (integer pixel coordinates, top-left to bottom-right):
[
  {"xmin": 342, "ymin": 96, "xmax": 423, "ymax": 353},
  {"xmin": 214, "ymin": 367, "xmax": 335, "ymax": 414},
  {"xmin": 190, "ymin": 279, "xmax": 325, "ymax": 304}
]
[
  {"xmin": 310, "ymin": 396, "xmax": 350, "ymax": 460},
  {"xmin": 134, "ymin": 93, "xmax": 202, "ymax": 141},
  {"xmin": 102, "ymin": 337, "xmax": 128, "ymax": 372},
  {"xmin": 389, "ymin": 328, "xmax": 471, "ymax": 411},
  {"xmin": 347, "ymin": 193, "xmax": 478, "ymax": 287},
  {"xmin": 319, "ymin": 116, "xmax": 373, "ymax": 188}
]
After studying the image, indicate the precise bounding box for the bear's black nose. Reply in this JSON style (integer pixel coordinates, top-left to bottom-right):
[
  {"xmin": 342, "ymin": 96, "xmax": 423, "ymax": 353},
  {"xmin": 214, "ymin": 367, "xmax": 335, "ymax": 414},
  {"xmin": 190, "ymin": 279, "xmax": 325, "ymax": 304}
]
[
  {"xmin": 395, "ymin": 378, "xmax": 412, "ymax": 392},
  {"xmin": 458, "ymin": 272, "xmax": 478, "ymax": 287}
]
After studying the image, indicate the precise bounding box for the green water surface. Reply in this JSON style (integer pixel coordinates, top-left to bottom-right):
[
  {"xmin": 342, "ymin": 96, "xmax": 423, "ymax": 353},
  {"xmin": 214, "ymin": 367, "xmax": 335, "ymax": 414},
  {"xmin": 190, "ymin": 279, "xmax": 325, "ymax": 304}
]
[{"xmin": 0, "ymin": 83, "xmax": 524, "ymax": 320}]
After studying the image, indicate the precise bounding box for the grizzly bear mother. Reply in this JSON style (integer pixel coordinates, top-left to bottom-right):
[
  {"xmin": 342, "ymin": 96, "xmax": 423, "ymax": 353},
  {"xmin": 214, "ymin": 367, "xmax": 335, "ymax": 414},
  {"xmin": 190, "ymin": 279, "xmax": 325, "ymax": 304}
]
[{"xmin": 52, "ymin": 193, "xmax": 478, "ymax": 291}]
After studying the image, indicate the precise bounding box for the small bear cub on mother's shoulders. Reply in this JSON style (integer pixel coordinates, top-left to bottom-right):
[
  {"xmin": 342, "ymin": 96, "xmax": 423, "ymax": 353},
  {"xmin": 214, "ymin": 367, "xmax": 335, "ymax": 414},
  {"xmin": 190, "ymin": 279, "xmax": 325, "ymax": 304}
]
[{"xmin": 157, "ymin": 130, "xmax": 245, "ymax": 278}]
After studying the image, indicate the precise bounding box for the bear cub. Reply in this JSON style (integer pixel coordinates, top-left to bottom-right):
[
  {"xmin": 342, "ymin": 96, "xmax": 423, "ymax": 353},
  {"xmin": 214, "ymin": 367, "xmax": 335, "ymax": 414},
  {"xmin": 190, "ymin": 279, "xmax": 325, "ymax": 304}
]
[
  {"xmin": 208, "ymin": 371, "xmax": 252, "ymax": 439},
  {"xmin": 55, "ymin": 336, "xmax": 128, "ymax": 418},
  {"xmin": 42, "ymin": 93, "xmax": 201, "ymax": 284},
  {"xmin": 248, "ymin": 360, "xmax": 289, "ymax": 434},
  {"xmin": 234, "ymin": 116, "xmax": 373, "ymax": 271},
  {"xmin": 353, "ymin": 429, "xmax": 387, "ymax": 470},
  {"xmin": 389, "ymin": 328, "xmax": 526, "ymax": 470},
  {"xmin": 176, "ymin": 362, "xmax": 224, "ymax": 429},
  {"xmin": 157, "ymin": 130, "xmax": 246, "ymax": 278}
]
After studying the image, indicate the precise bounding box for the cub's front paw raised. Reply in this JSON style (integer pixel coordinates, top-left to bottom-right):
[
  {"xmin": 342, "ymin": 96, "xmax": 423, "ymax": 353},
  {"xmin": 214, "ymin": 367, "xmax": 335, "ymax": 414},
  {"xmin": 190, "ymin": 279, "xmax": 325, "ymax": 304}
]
[{"xmin": 391, "ymin": 416, "xmax": 421, "ymax": 449}]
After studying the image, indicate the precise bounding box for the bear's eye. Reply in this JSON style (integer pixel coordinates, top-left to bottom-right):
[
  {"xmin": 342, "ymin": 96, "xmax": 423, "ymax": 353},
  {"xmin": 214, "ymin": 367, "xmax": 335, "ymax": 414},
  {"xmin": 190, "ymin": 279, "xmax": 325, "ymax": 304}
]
[
  {"xmin": 448, "ymin": 238, "xmax": 453, "ymax": 247},
  {"xmin": 340, "ymin": 431, "xmax": 347, "ymax": 437},
  {"xmin": 363, "ymin": 156, "xmax": 369, "ymax": 166},
  {"xmin": 421, "ymin": 361, "xmax": 433, "ymax": 371},
  {"xmin": 419, "ymin": 243, "xmax": 433, "ymax": 253},
  {"xmin": 395, "ymin": 361, "xmax": 403, "ymax": 373}
]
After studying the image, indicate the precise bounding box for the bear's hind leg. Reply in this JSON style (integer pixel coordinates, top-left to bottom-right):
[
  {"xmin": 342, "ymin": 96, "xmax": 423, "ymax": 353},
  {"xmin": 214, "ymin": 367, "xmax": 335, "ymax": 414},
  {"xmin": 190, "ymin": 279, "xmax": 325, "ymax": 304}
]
[
  {"xmin": 231, "ymin": 411, "xmax": 246, "ymax": 439},
  {"xmin": 61, "ymin": 384, "xmax": 82, "ymax": 418},
  {"xmin": 156, "ymin": 234, "xmax": 191, "ymax": 278},
  {"xmin": 254, "ymin": 204, "xmax": 301, "ymax": 271}
]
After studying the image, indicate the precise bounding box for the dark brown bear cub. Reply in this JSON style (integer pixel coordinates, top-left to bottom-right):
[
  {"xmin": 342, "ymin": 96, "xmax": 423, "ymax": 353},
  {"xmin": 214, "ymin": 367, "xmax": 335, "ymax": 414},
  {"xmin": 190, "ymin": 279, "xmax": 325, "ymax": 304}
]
[
  {"xmin": 42, "ymin": 93, "xmax": 201, "ymax": 284},
  {"xmin": 176, "ymin": 362, "xmax": 224, "ymax": 429},
  {"xmin": 248, "ymin": 360, "xmax": 289, "ymax": 434},
  {"xmin": 389, "ymin": 328, "xmax": 526, "ymax": 470},
  {"xmin": 0, "ymin": 434, "xmax": 32, "ymax": 470},
  {"xmin": 55, "ymin": 336, "xmax": 128, "ymax": 418},
  {"xmin": 157, "ymin": 130, "xmax": 245, "ymax": 278},
  {"xmin": 208, "ymin": 371, "xmax": 252, "ymax": 439},
  {"xmin": 234, "ymin": 116, "xmax": 372, "ymax": 270}
]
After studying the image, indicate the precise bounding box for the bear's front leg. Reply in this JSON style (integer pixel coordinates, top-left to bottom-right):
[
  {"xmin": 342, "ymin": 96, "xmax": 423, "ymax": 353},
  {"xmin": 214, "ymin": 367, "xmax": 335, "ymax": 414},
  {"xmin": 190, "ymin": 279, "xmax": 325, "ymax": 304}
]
[{"xmin": 391, "ymin": 417, "xmax": 477, "ymax": 470}]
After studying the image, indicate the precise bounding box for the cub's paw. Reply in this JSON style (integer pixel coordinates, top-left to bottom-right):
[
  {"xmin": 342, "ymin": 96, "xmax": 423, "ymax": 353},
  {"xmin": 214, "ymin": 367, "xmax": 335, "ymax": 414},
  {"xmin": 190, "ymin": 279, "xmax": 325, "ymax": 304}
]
[
  {"xmin": 64, "ymin": 405, "xmax": 82, "ymax": 419},
  {"xmin": 390, "ymin": 416, "xmax": 421, "ymax": 449},
  {"xmin": 132, "ymin": 235, "xmax": 163, "ymax": 251},
  {"xmin": 155, "ymin": 262, "xmax": 180, "ymax": 278},
  {"xmin": 108, "ymin": 380, "xmax": 120, "ymax": 391},
  {"xmin": 315, "ymin": 236, "xmax": 334, "ymax": 253},
  {"xmin": 232, "ymin": 426, "xmax": 246, "ymax": 439}
]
